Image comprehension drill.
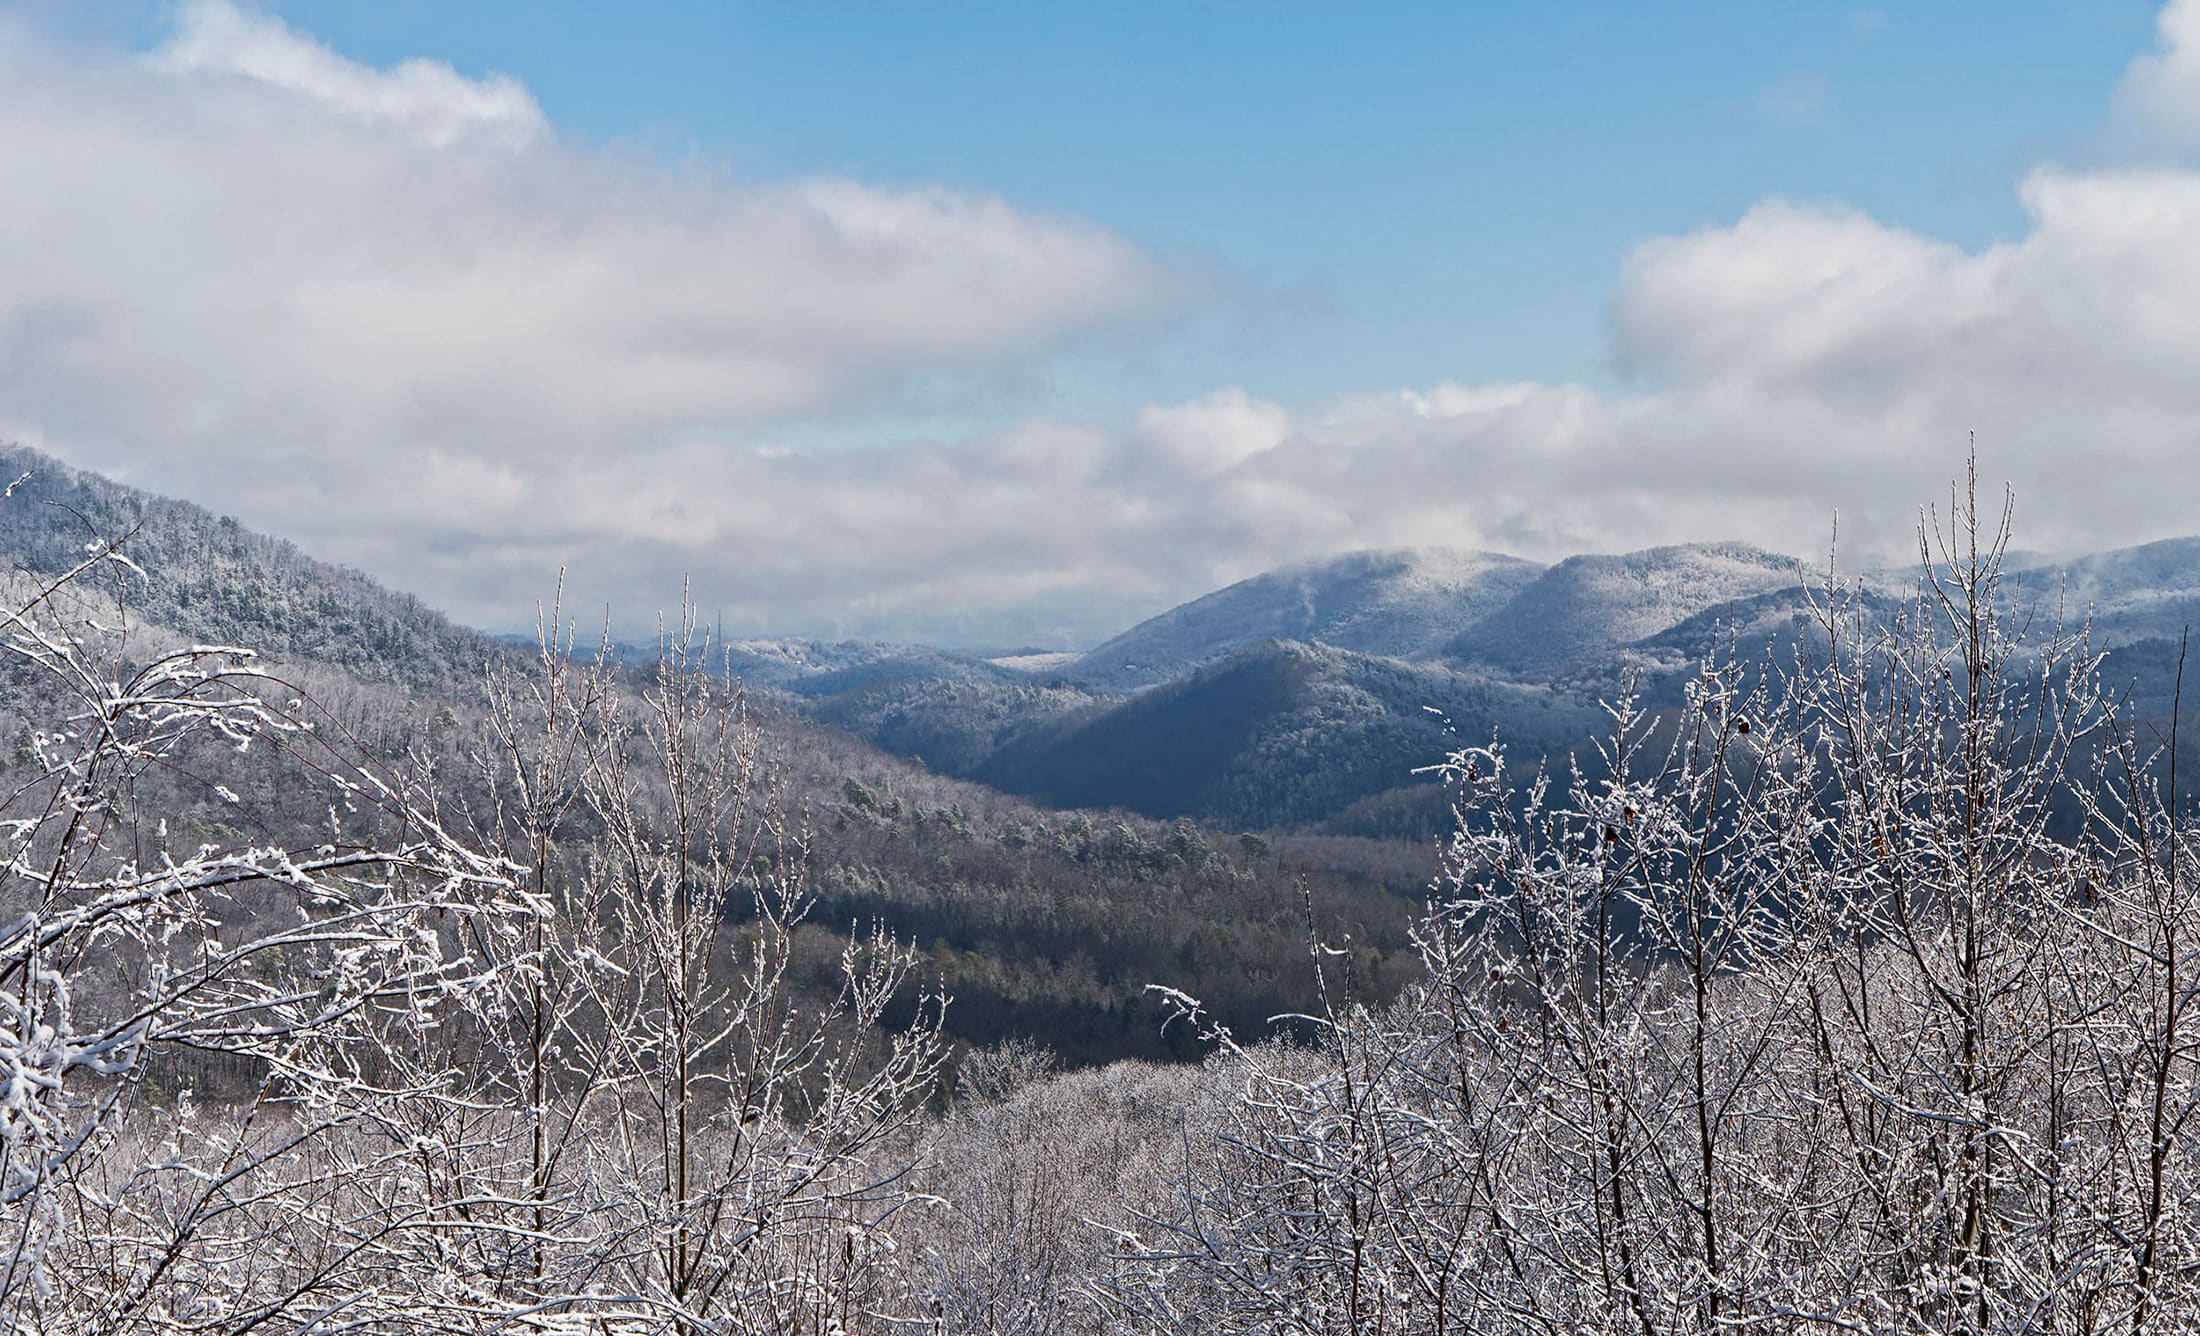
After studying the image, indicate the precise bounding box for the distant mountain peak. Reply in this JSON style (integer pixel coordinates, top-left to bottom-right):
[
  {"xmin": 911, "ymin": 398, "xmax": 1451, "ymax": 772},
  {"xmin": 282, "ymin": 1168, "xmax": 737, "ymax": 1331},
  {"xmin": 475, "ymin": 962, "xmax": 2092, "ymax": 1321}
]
[
  {"xmin": 1072, "ymin": 545, "xmax": 1543, "ymax": 690},
  {"xmin": 1441, "ymin": 540, "xmax": 1805, "ymax": 676}
]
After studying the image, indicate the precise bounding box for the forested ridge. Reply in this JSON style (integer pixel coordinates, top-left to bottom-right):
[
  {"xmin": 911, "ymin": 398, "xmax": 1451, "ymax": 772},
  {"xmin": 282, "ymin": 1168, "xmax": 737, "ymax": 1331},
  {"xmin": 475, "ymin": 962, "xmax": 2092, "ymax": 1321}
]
[{"xmin": 0, "ymin": 445, "xmax": 497, "ymax": 692}]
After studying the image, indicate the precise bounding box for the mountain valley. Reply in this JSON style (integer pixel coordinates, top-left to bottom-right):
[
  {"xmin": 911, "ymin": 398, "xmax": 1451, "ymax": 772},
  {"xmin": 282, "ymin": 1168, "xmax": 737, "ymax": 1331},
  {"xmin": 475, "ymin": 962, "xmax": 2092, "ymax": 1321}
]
[{"xmin": 10, "ymin": 443, "xmax": 2200, "ymax": 1067}]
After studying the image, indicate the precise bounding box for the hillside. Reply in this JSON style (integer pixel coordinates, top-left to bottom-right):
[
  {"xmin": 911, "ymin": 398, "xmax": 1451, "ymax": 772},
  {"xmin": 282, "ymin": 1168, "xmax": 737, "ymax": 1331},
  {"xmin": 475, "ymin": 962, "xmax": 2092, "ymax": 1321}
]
[
  {"xmin": 977, "ymin": 639, "xmax": 1600, "ymax": 830},
  {"xmin": 718, "ymin": 637, "xmax": 1021, "ymax": 695},
  {"xmin": 0, "ymin": 445, "xmax": 1432, "ymax": 1064},
  {"xmin": 2013, "ymin": 536, "xmax": 2200, "ymax": 647},
  {"xmin": 0, "ymin": 445, "xmax": 498, "ymax": 691}
]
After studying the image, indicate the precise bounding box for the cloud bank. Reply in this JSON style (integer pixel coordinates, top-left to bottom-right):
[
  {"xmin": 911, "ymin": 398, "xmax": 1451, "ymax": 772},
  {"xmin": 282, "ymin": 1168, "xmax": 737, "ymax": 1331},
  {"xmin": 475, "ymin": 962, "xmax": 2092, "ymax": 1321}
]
[{"xmin": 7, "ymin": 2, "xmax": 2200, "ymax": 646}]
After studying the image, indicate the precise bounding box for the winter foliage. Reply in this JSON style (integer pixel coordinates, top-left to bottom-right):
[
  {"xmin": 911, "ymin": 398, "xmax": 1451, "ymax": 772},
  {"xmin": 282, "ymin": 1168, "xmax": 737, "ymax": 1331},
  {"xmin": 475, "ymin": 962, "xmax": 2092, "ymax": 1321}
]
[
  {"xmin": 1104, "ymin": 471, "xmax": 2200, "ymax": 1333},
  {"xmin": 19, "ymin": 460, "xmax": 2200, "ymax": 1332}
]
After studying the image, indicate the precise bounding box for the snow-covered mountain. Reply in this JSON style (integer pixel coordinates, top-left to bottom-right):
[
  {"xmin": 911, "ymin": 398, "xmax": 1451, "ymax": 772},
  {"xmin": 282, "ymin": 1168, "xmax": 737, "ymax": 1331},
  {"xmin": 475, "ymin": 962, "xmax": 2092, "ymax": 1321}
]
[
  {"xmin": 720, "ymin": 637, "xmax": 1020, "ymax": 696},
  {"xmin": 686, "ymin": 537, "xmax": 2200, "ymax": 832},
  {"xmin": 28, "ymin": 428, "xmax": 2200, "ymax": 841},
  {"xmin": 1442, "ymin": 541, "xmax": 1806, "ymax": 675},
  {"xmin": 0, "ymin": 444, "xmax": 497, "ymax": 691},
  {"xmin": 2013, "ymin": 536, "xmax": 2200, "ymax": 648},
  {"xmin": 1071, "ymin": 547, "xmax": 1542, "ymax": 690}
]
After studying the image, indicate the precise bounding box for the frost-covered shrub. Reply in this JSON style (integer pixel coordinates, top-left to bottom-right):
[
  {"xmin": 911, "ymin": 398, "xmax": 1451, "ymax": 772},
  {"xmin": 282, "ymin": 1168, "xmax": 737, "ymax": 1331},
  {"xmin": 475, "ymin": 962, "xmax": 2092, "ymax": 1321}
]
[
  {"xmin": 1103, "ymin": 474, "xmax": 2200, "ymax": 1334},
  {"xmin": 919, "ymin": 1055, "xmax": 1229, "ymax": 1336}
]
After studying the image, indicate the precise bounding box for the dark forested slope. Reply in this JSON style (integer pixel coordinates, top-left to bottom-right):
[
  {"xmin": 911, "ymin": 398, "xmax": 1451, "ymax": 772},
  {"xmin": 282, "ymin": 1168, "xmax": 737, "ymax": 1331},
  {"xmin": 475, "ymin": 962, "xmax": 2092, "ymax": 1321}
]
[{"xmin": 976, "ymin": 640, "xmax": 1600, "ymax": 829}]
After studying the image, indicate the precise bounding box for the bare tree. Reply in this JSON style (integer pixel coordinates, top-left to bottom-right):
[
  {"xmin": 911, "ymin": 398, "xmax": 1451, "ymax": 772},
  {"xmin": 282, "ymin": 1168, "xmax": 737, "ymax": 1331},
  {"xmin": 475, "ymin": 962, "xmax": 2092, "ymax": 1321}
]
[
  {"xmin": 445, "ymin": 597, "xmax": 951, "ymax": 1332},
  {"xmin": 0, "ymin": 514, "xmax": 523, "ymax": 1331}
]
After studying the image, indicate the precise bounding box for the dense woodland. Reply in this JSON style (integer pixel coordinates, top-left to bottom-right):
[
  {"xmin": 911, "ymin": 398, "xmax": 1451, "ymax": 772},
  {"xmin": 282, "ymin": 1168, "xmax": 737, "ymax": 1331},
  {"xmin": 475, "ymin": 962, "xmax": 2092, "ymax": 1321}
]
[{"xmin": 16, "ymin": 451, "xmax": 2200, "ymax": 1331}]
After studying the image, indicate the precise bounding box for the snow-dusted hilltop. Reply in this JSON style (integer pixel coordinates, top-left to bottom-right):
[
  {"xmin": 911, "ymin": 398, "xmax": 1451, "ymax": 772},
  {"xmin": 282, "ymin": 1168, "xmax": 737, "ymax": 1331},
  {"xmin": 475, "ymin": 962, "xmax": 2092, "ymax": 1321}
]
[
  {"xmin": 1441, "ymin": 540, "xmax": 1804, "ymax": 675},
  {"xmin": 0, "ymin": 443, "xmax": 497, "ymax": 690},
  {"xmin": 1072, "ymin": 547, "xmax": 1542, "ymax": 689},
  {"xmin": 2013, "ymin": 535, "xmax": 2200, "ymax": 647},
  {"xmin": 1056, "ymin": 540, "xmax": 1816, "ymax": 689}
]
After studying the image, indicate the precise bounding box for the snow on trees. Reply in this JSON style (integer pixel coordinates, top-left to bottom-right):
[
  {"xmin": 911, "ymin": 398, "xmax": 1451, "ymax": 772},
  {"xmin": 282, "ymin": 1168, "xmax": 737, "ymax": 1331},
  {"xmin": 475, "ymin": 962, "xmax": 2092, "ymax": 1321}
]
[
  {"xmin": 0, "ymin": 527, "xmax": 945, "ymax": 1332},
  {"xmin": 1103, "ymin": 467, "xmax": 2200, "ymax": 1334},
  {"xmin": 21, "ymin": 462, "xmax": 2200, "ymax": 1335}
]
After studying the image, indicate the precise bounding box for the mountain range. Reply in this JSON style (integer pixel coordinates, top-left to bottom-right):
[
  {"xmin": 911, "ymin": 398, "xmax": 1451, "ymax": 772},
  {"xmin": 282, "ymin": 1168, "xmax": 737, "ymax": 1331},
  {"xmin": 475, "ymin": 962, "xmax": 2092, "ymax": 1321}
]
[
  {"xmin": 0, "ymin": 445, "xmax": 1430, "ymax": 1064},
  {"xmin": 725, "ymin": 533, "xmax": 2200, "ymax": 835},
  {"xmin": 1070, "ymin": 547, "xmax": 1541, "ymax": 691},
  {"xmin": 10, "ymin": 441, "xmax": 2199, "ymax": 841}
]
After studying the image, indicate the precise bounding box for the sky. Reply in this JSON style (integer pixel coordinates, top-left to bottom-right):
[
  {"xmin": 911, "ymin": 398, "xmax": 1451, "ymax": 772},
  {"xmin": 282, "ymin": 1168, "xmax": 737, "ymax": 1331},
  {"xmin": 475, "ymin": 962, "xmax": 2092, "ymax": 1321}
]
[{"xmin": 1, "ymin": 1, "xmax": 2197, "ymax": 646}]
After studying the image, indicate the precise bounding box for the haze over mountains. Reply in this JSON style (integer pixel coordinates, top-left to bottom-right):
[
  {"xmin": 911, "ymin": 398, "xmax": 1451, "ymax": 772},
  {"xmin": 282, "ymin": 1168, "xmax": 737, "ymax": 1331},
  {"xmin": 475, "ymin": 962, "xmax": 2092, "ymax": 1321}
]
[
  {"xmin": 714, "ymin": 528, "xmax": 2200, "ymax": 836},
  {"xmin": 10, "ymin": 441, "xmax": 2200, "ymax": 844}
]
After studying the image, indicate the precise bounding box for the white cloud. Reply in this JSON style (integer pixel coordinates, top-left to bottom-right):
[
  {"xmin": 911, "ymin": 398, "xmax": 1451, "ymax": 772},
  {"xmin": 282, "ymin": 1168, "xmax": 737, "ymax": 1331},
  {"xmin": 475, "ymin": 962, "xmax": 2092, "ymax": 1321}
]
[
  {"xmin": 14, "ymin": 3, "xmax": 2200, "ymax": 649},
  {"xmin": 1132, "ymin": 388, "xmax": 1290, "ymax": 478},
  {"xmin": 150, "ymin": 0, "xmax": 548, "ymax": 148},
  {"xmin": 0, "ymin": 1, "xmax": 1165, "ymax": 638},
  {"xmin": 698, "ymin": 153, "xmax": 2200, "ymax": 644},
  {"xmin": 2116, "ymin": 0, "xmax": 2200, "ymax": 148}
]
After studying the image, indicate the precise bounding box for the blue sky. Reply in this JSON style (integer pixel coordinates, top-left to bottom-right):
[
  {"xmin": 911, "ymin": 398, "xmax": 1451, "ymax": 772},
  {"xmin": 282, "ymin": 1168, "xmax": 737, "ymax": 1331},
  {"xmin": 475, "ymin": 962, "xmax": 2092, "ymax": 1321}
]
[
  {"xmin": 5, "ymin": 2, "xmax": 2200, "ymax": 645},
  {"xmin": 132, "ymin": 2, "xmax": 2156, "ymax": 418}
]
